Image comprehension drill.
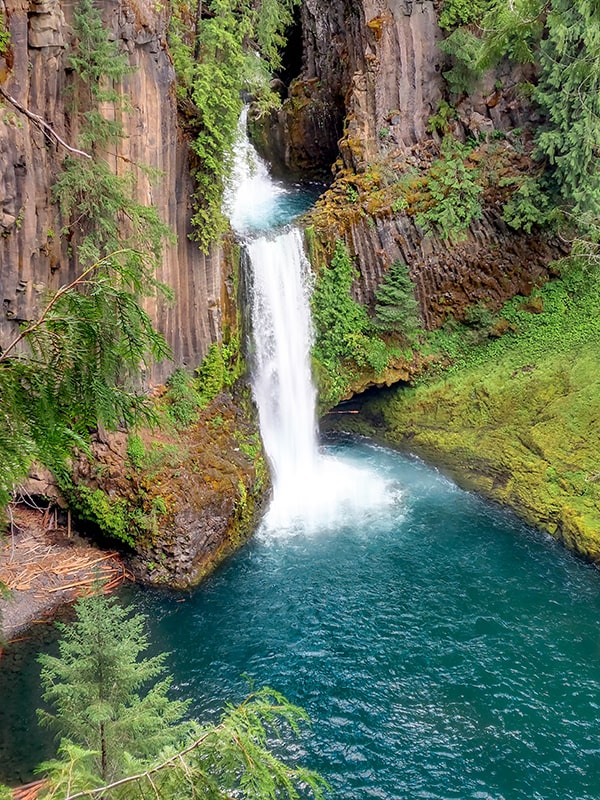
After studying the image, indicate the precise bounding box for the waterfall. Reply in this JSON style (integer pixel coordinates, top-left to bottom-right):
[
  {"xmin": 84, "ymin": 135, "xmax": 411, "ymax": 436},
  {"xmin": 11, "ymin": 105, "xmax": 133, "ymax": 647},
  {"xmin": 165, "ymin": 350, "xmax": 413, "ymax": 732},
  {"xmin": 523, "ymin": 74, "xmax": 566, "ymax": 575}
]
[
  {"xmin": 247, "ymin": 231, "xmax": 318, "ymax": 496},
  {"xmin": 225, "ymin": 111, "xmax": 396, "ymax": 532}
]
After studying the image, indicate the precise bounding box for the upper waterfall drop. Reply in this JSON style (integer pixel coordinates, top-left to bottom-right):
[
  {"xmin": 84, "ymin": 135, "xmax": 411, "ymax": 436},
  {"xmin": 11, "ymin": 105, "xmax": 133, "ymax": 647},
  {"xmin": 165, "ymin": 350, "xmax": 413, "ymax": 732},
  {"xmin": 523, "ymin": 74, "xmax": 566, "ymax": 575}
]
[{"xmin": 225, "ymin": 110, "xmax": 397, "ymax": 532}]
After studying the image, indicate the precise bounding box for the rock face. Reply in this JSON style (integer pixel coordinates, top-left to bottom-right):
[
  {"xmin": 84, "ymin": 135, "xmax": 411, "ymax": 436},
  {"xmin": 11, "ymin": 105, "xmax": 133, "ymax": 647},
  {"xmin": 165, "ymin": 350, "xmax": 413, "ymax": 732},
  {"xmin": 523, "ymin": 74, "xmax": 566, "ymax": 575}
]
[
  {"xmin": 0, "ymin": 0, "xmax": 230, "ymax": 383},
  {"xmin": 70, "ymin": 392, "xmax": 268, "ymax": 589},
  {"xmin": 266, "ymin": 0, "xmax": 562, "ymax": 328},
  {"xmin": 0, "ymin": 0, "xmax": 260, "ymax": 589},
  {"xmin": 253, "ymin": 0, "xmax": 444, "ymax": 176}
]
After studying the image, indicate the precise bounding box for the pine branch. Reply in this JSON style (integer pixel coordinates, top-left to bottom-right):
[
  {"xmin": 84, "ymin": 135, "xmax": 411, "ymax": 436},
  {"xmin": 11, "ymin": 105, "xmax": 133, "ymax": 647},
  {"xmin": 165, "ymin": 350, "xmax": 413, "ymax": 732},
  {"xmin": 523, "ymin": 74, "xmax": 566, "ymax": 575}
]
[
  {"xmin": 0, "ymin": 87, "xmax": 92, "ymax": 159},
  {"xmin": 60, "ymin": 728, "xmax": 219, "ymax": 800},
  {"xmin": 0, "ymin": 250, "xmax": 133, "ymax": 364}
]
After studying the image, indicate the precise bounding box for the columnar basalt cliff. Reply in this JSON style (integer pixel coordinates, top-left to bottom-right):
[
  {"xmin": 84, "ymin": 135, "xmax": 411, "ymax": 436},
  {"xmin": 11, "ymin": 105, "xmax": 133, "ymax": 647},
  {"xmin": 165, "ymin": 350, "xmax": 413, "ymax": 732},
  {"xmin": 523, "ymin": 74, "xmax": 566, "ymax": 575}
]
[
  {"xmin": 0, "ymin": 0, "xmax": 230, "ymax": 383},
  {"xmin": 260, "ymin": 0, "xmax": 563, "ymax": 333},
  {"xmin": 0, "ymin": 0, "xmax": 260, "ymax": 589}
]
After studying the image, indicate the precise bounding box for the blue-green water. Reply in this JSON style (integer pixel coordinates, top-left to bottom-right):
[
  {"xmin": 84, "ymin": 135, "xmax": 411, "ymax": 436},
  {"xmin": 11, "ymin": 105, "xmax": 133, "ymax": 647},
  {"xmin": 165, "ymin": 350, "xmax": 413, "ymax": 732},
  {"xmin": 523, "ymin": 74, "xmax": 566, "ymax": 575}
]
[{"xmin": 2, "ymin": 435, "xmax": 600, "ymax": 797}]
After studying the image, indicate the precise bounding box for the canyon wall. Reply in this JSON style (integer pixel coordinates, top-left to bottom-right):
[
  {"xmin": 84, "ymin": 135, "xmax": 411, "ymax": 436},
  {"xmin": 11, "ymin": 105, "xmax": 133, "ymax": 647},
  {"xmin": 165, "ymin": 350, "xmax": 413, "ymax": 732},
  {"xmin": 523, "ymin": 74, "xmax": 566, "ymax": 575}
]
[
  {"xmin": 0, "ymin": 0, "xmax": 230, "ymax": 384},
  {"xmin": 267, "ymin": 0, "xmax": 562, "ymax": 329}
]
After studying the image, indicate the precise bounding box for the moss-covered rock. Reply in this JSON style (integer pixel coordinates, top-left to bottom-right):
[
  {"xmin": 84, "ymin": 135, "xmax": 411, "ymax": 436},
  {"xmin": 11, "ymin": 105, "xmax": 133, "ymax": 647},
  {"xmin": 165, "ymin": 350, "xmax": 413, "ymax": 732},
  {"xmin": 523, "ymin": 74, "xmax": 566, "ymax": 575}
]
[
  {"xmin": 69, "ymin": 390, "xmax": 269, "ymax": 589},
  {"xmin": 354, "ymin": 330, "xmax": 600, "ymax": 561}
]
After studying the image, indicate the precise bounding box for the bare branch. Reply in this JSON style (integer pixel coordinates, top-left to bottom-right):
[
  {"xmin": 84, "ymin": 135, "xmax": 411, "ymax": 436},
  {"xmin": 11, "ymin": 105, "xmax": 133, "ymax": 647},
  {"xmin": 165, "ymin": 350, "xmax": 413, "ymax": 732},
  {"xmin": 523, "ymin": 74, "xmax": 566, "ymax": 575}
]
[{"xmin": 0, "ymin": 87, "xmax": 92, "ymax": 160}]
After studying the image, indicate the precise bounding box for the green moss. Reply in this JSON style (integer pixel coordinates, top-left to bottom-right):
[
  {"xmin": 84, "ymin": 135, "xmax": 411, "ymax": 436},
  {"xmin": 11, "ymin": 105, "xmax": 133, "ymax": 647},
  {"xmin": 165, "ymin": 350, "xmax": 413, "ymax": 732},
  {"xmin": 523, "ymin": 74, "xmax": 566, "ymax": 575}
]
[{"xmin": 364, "ymin": 256, "xmax": 600, "ymax": 559}]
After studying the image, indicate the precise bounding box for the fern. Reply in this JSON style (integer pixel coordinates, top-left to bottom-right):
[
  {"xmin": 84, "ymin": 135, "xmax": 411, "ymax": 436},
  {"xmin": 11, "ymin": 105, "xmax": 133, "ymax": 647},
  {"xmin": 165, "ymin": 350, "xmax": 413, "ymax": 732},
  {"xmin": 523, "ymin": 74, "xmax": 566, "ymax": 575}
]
[{"xmin": 415, "ymin": 137, "xmax": 483, "ymax": 241}]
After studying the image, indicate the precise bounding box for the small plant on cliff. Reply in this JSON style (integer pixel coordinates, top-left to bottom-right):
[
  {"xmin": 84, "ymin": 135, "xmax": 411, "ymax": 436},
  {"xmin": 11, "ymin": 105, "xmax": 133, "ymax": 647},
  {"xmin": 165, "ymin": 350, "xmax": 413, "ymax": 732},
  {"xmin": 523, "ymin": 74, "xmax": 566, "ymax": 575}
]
[
  {"xmin": 35, "ymin": 588, "xmax": 327, "ymax": 799},
  {"xmin": 415, "ymin": 136, "xmax": 483, "ymax": 241},
  {"xmin": 164, "ymin": 367, "xmax": 204, "ymax": 428},
  {"xmin": 438, "ymin": 0, "xmax": 490, "ymax": 30},
  {"xmin": 0, "ymin": 10, "xmax": 10, "ymax": 56}
]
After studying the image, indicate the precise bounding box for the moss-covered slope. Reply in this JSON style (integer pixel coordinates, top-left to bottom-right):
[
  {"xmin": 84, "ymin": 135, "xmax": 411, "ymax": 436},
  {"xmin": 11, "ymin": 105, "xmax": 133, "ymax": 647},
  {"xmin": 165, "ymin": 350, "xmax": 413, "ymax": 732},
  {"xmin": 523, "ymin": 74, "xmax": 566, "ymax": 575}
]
[{"xmin": 353, "ymin": 258, "xmax": 600, "ymax": 559}]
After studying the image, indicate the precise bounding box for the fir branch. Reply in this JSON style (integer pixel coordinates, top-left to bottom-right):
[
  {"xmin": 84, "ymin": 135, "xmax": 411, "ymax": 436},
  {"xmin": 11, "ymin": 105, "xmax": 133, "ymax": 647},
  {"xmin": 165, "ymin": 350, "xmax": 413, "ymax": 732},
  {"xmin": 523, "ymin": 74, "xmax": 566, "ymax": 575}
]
[{"xmin": 0, "ymin": 251, "xmax": 132, "ymax": 364}]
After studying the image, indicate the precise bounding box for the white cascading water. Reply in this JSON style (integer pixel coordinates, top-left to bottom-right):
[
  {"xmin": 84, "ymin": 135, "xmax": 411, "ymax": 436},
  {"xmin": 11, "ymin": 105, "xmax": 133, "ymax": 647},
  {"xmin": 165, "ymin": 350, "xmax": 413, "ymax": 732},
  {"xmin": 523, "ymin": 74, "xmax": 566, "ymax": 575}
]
[{"xmin": 225, "ymin": 111, "xmax": 396, "ymax": 532}]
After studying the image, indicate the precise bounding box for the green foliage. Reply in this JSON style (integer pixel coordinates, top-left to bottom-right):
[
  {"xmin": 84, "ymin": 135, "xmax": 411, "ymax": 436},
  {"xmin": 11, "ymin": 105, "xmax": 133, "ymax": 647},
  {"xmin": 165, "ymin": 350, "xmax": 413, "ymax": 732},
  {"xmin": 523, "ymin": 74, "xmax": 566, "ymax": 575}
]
[
  {"xmin": 36, "ymin": 590, "xmax": 327, "ymax": 800},
  {"xmin": 196, "ymin": 342, "xmax": 227, "ymax": 406},
  {"xmin": 311, "ymin": 242, "xmax": 396, "ymax": 405},
  {"xmin": 38, "ymin": 590, "xmax": 190, "ymax": 785},
  {"xmin": 427, "ymin": 100, "xmax": 458, "ymax": 135},
  {"xmin": 533, "ymin": 0, "xmax": 600, "ymax": 223},
  {"xmin": 439, "ymin": 27, "xmax": 485, "ymax": 94},
  {"xmin": 415, "ymin": 136, "xmax": 483, "ymax": 241},
  {"xmin": 126, "ymin": 434, "xmax": 146, "ymax": 470},
  {"xmin": 476, "ymin": 0, "xmax": 545, "ymax": 68},
  {"xmin": 164, "ymin": 367, "xmax": 203, "ymax": 428},
  {"xmin": 68, "ymin": 0, "xmax": 132, "ymax": 95},
  {"xmin": 254, "ymin": 0, "xmax": 300, "ymax": 72},
  {"xmin": 311, "ymin": 242, "xmax": 370, "ymax": 363},
  {"xmin": 0, "ymin": 252, "xmax": 171, "ymax": 517},
  {"xmin": 67, "ymin": 487, "xmax": 135, "ymax": 545},
  {"xmin": 501, "ymin": 175, "xmax": 555, "ymax": 232},
  {"xmin": 196, "ymin": 336, "xmax": 244, "ymax": 407},
  {"xmin": 438, "ymin": 0, "xmax": 490, "ymax": 30},
  {"xmin": 55, "ymin": 0, "xmax": 174, "ymax": 267},
  {"xmin": 0, "ymin": 10, "xmax": 10, "ymax": 56},
  {"xmin": 169, "ymin": 0, "xmax": 300, "ymax": 252},
  {"xmin": 439, "ymin": 0, "xmax": 545, "ymax": 93},
  {"xmin": 374, "ymin": 260, "xmax": 421, "ymax": 342},
  {"xmin": 424, "ymin": 250, "xmax": 600, "ymax": 376}
]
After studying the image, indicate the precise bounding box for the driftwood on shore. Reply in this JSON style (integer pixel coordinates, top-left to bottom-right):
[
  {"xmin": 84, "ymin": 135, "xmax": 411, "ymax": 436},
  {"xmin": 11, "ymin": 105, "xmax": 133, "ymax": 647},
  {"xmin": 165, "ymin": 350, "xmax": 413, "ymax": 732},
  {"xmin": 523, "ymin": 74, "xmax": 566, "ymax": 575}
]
[
  {"xmin": 0, "ymin": 506, "xmax": 131, "ymax": 644},
  {"xmin": 12, "ymin": 779, "xmax": 47, "ymax": 800}
]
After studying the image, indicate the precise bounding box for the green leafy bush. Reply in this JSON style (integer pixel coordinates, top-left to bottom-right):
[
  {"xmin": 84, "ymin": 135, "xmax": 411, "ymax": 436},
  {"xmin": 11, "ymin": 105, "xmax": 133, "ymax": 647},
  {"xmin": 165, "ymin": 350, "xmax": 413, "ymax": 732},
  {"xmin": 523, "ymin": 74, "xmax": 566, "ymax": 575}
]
[
  {"xmin": 415, "ymin": 137, "xmax": 483, "ymax": 241},
  {"xmin": 311, "ymin": 242, "xmax": 399, "ymax": 404},
  {"xmin": 438, "ymin": 0, "xmax": 490, "ymax": 30},
  {"xmin": 164, "ymin": 367, "xmax": 203, "ymax": 428},
  {"xmin": 0, "ymin": 10, "xmax": 10, "ymax": 56}
]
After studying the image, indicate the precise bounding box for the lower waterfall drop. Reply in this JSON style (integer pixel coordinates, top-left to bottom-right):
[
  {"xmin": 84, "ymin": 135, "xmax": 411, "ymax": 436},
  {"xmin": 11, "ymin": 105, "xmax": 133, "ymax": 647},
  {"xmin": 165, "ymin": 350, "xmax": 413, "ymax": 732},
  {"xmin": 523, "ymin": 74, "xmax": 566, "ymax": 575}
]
[{"xmin": 226, "ymin": 110, "xmax": 396, "ymax": 532}]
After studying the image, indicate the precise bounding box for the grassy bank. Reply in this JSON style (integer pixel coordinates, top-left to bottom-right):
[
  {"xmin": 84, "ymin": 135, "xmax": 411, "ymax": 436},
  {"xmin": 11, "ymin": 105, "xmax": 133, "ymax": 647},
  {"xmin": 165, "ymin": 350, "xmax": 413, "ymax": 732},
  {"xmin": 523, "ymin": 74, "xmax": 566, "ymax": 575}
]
[{"xmin": 357, "ymin": 254, "xmax": 600, "ymax": 559}]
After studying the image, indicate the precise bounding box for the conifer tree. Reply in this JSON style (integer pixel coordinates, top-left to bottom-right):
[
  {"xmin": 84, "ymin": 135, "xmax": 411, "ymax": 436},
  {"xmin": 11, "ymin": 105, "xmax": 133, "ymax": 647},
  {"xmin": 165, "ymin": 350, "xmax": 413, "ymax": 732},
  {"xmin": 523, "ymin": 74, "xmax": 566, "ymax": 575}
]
[
  {"xmin": 36, "ymin": 590, "xmax": 327, "ymax": 800},
  {"xmin": 38, "ymin": 589, "xmax": 188, "ymax": 785},
  {"xmin": 534, "ymin": 0, "xmax": 600, "ymax": 223},
  {"xmin": 374, "ymin": 260, "xmax": 421, "ymax": 342}
]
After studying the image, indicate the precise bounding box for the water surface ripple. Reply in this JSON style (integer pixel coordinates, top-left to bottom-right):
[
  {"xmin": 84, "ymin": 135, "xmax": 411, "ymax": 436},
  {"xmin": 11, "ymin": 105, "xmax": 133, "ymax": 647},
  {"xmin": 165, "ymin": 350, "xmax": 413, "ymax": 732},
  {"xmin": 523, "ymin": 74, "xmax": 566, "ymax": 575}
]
[
  {"xmin": 3, "ymin": 436, "xmax": 600, "ymax": 798},
  {"xmin": 135, "ymin": 436, "xmax": 600, "ymax": 800}
]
